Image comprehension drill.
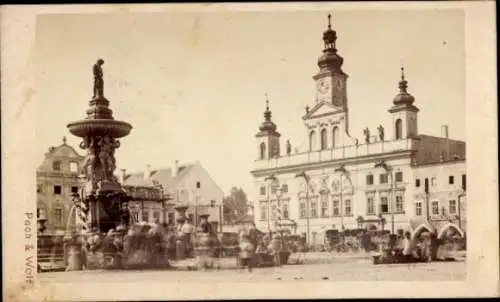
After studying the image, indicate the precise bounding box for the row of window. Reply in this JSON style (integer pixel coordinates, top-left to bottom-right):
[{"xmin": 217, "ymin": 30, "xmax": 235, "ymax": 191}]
[
  {"xmin": 259, "ymin": 184, "xmax": 289, "ymax": 196},
  {"xmin": 37, "ymin": 184, "xmax": 79, "ymax": 195},
  {"xmin": 259, "ymin": 173, "xmax": 466, "ymax": 195},
  {"xmin": 309, "ymin": 127, "xmax": 341, "ymax": 151},
  {"xmin": 415, "ymin": 174, "xmax": 466, "ymax": 190},
  {"xmin": 259, "ymin": 203, "xmax": 290, "ymax": 221},
  {"xmin": 258, "ymin": 198, "xmax": 459, "ymax": 221},
  {"xmin": 414, "ymin": 200, "xmax": 458, "ymax": 216},
  {"xmin": 307, "ymin": 119, "xmax": 405, "ymax": 152},
  {"xmin": 366, "ymin": 171, "xmax": 403, "ymax": 185},
  {"xmin": 52, "ymin": 160, "xmax": 79, "ymax": 173}
]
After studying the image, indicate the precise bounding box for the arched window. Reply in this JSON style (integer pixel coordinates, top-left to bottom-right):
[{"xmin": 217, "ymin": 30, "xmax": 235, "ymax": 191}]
[
  {"xmin": 395, "ymin": 119, "xmax": 403, "ymax": 140},
  {"xmin": 332, "ymin": 127, "xmax": 339, "ymax": 148},
  {"xmin": 309, "ymin": 131, "xmax": 316, "ymax": 151},
  {"xmin": 320, "ymin": 129, "xmax": 328, "ymax": 150},
  {"xmin": 259, "ymin": 142, "xmax": 266, "ymax": 159}
]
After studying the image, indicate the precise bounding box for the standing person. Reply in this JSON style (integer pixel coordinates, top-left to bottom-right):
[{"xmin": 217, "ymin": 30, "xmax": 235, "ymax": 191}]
[
  {"xmin": 248, "ymin": 223, "xmax": 259, "ymax": 254},
  {"xmin": 402, "ymin": 231, "xmax": 417, "ymax": 262},
  {"xmin": 268, "ymin": 234, "xmax": 283, "ymax": 267},
  {"xmin": 239, "ymin": 234, "xmax": 254, "ymax": 272}
]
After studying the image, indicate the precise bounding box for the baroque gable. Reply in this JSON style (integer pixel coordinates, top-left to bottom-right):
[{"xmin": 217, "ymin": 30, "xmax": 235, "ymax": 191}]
[{"xmin": 303, "ymin": 101, "xmax": 344, "ymax": 121}]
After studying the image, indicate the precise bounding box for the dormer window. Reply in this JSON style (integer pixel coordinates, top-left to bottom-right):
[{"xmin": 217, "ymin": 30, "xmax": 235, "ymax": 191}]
[
  {"xmin": 52, "ymin": 160, "xmax": 62, "ymax": 171},
  {"xmin": 69, "ymin": 162, "xmax": 78, "ymax": 173}
]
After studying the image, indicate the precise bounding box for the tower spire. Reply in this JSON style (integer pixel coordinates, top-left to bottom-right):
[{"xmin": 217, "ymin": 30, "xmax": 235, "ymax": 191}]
[{"xmin": 399, "ymin": 65, "xmax": 408, "ymax": 93}]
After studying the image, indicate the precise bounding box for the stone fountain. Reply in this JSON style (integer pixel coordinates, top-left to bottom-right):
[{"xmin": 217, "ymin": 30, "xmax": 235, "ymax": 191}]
[{"xmin": 67, "ymin": 58, "xmax": 133, "ymax": 234}]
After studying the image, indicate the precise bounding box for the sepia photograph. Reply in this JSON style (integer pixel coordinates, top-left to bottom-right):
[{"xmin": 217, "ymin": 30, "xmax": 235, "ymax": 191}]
[{"xmin": 1, "ymin": 2, "xmax": 498, "ymax": 300}]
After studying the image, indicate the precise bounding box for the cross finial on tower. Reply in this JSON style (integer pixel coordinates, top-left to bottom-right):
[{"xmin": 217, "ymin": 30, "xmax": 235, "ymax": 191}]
[
  {"xmin": 328, "ymin": 13, "xmax": 332, "ymax": 29},
  {"xmin": 401, "ymin": 65, "xmax": 405, "ymax": 81},
  {"xmin": 265, "ymin": 93, "xmax": 269, "ymax": 110}
]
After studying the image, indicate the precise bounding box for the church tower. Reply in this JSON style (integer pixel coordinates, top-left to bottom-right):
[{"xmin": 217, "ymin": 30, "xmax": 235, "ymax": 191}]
[
  {"xmin": 302, "ymin": 14, "xmax": 351, "ymax": 151},
  {"xmin": 255, "ymin": 96, "xmax": 281, "ymax": 160},
  {"xmin": 312, "ymin": 13, "xmax": 348, "ymax": 110},
  {"xmin": 388, "ymin": 67, "xmax": 419, "ymax": 139}
]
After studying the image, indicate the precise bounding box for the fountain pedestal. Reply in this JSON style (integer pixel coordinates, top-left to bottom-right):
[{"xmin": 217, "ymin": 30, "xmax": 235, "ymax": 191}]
[{"xmin": 67, "ymin": 59, "xmax": 132, "ymax": 235}]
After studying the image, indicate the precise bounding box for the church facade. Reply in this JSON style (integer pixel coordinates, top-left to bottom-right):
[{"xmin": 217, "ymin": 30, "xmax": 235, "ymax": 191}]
[{"xmin": 250, "ymin": 16, "xmax": 466, "ymax": 246}]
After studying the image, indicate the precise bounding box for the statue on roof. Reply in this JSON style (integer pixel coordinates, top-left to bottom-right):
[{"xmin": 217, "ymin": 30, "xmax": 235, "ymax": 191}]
[
  {"xmin": 93, "ymin": 58, "xmax": 105, "ymax": 98},
  {"xmin": 363, "ymin": 127, "xmax": 370, "ymax": 144},
  {"xmin": 377, "ymin": 125, "xmax": 385, "ymax": 141},
  {"xmin": 286, "ymin": 140, "xmax": 292, "ymax": 155}
]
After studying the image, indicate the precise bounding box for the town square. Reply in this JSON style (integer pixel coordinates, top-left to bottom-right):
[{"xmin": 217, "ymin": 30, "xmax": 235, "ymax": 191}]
[{"xmin": 30, "ymin": 7, "xmax": 473, "ymax": 293}]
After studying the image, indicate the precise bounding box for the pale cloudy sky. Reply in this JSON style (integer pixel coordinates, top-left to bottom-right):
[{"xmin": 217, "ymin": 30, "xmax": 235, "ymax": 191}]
[{"xmin": 34, "ymin": 9, "xmax": 465, "ymax": 196}]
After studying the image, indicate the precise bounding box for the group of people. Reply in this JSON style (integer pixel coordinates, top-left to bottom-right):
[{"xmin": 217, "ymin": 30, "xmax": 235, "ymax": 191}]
[
  {"xmin": 237, "ymin": 224, "xmax": 306, "ymax": 272},
  {"xmin": 379, "ymin": 230, "xmax": 441, "ymax": 263}
]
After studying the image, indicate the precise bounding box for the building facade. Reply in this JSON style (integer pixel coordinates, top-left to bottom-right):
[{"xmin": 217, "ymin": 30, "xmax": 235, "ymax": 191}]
[
  {"xmin": 250, "ymin": 16, "xmax": 466, "ymax": 245},
  {"xmin": 122, "ymin": 161, "xmax": 224, "ymax": 231},
  {"xmin": 37, "ymin": 137, "xmax": 84, "ymax": 235}
]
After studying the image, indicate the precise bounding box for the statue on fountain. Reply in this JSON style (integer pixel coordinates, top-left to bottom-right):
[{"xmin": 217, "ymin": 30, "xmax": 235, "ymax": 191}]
[
  {"xmin": 93, "ymin": 59, "xmax": 105, "ymax": 99},
  {"xmin": 98, "ymin": 136, "xmax": 116, "ymax": 181}
]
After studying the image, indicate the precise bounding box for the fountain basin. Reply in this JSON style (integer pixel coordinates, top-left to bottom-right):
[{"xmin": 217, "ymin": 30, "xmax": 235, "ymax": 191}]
[{"xmin": 67, "ymin": 119, "xmax": 132, "ymax": 138}]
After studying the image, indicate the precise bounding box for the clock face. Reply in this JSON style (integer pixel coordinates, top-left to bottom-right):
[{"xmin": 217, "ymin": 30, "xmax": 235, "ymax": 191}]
[{"xmin": 317, "ymin": 78, "xmax": 330, "ymax": 94}]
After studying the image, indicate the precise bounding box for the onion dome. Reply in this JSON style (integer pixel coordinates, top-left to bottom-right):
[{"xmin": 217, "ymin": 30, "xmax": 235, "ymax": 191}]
[
  {"xmin": 259, "ymin": 96, "xmax": 277, "ymax": 133},
  {"xmin": 393, "ymin": 67, "xmax": 415, "ymax": 105},
  {"xmin": 318, "ymin": 14, "xmax": 344, "ymax": 71}
]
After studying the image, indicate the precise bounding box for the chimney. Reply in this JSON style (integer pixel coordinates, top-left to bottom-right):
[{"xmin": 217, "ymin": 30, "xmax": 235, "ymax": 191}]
[
  {"xmin": 172, "ymin": 160, "xmax": 179, "ymax": 178},
  {"xmin": 120, "ymin": 169, "xmax": 126, "ymax": 184},
  {"xmin": 144, "ymin": 164, "xmax": 151, "ymax": 180},
  {"xmin": 441, "ymin": 125, "xmax": 449, "ymax": 138}
]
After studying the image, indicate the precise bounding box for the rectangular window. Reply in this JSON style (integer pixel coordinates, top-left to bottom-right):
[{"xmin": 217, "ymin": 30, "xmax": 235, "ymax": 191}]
[
  {"xmin": 344, "ymin": 199, "xmax": 352, "ymax": 216},
  {"xmin": 299, "ymin": 200, "xmax": 306, "ymax": 219},
  {"xmin": 283, "ymin": 203, "xmax": 289, "ymax": 219},
  {"xmin": 449, "ymin": 176, "xmax": 454, "ymax": 185},
  {"xmin": 37, "ymin": 184, "xmax": 43, "ymax": 193},
  {"xmin": 431, "ymin": 177, "xmax": 437, "ymax": 186},
  {"xmin": 395, "ymin": 171, "xmax": 403, "ymax": 182},
  {"xmin": 142, "ymin": 211, "xmax": 150, "ymax": 222},
  {"xmin": 449, "ymin": 200, "xmax": 457, "ymax": 215},
  {"xmin": 54, "ymin": 208, "xmax": 63, "ymax": 224},
  {"xmin": 366, "ymin": 174, "xmax": 374, "ymax": 185},
  {"xmin": 271, "ymin": 186, "xmax": 277, "ymax": 194},
  {"xmin": 332, "ymin": 200, "xmax": 340, "ymax": 216},
  {"xmin": 415, "ymin": 178, "xmax": 421, "ymax": 187},
  {"xmin": 210, "ymin": 200, "xmax": 216, "ymax": 207},
  {"xmin": 320, "ymin": 194, "xmax": 329, "ymax": 217},
  {"xmin": 461, "ymin": 174, "xmax": 466, "ymax": 191},
  {"xmin": 379, "ymin": 174, "xmax": 388, "ymax": 184},
  {"xmin": 395, "ymin": 195, "xmax": 404, "ymax": 213},
  {"xmin": 53, "ymin": 185, "xmax": 62, "ymax": 195},
  {"xmin": 260, "ymin": 186, "xmax": 266, "ymax": 196},
  {"xmin": 52, "ymin": 161, "xmax": 62, "ymax": 171},
  {"xmin": 431, "ymin": 201, "xmax": 439, "ymax": 216},
  {"xmin": 271, "ymin": 204, "xmax": 277, "ymax": 220},
  {"xmin": 153, "ymin": 211, "xmax": 161, "ymax": 223},
  {"xmin": 367, "ymin": 197, "xmax": 375, "ymax": 215},
  {"xmin": 196, "ymin": 181, "xmax": 201, "ymax": 189},
  {"xmin": 69, "ymin": 162, "xmax": 79, "ymax": 173},
  {"xmin": 71, "ymin": 186, "xmax": 78, "ymax": 194},
  {"xmin": 380, "ymin": 197, "xmax": 389, "ymax": 213},
  {"xmin": 260, "ymin": 203, "xmax": 267, "ymax": 220},
  {"xmin": 415, "ymin": 202, "xmax": 422, "ymax": 216},
  {"xmin": 282, "ymin": 184, "xmax": 288, "ymax": 193},
  {"xmin": 310, "ymin": 199, "xmax": 318, "ymax": 218}
]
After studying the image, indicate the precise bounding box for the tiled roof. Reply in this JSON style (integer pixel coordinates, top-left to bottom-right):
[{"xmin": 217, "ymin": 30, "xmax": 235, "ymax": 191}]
[
  {"xmin": 413, "ymin": 135, "xmax": 466, "ymax": 166},
  {"xmin": 123, "ymin": 163, "xmax": 195, "ymax": 190}
]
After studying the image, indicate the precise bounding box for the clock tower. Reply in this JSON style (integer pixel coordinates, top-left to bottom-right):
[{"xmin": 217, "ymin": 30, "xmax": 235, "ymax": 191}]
[{"xmin": 312, "ymin": 14, "xmax": 348, "ymax": 110}]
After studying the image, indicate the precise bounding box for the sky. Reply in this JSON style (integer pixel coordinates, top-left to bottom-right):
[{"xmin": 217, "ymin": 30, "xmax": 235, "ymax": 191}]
[{"xmin": 34, "ymin": 9, "xmax": 465, "ymax": 196}]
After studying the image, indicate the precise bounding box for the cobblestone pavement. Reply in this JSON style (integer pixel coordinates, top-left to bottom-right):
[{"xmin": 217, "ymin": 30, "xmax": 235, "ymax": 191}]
[{"xmin": 38, "ymin": 253, "xmax": 466, "ymax": 283}]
